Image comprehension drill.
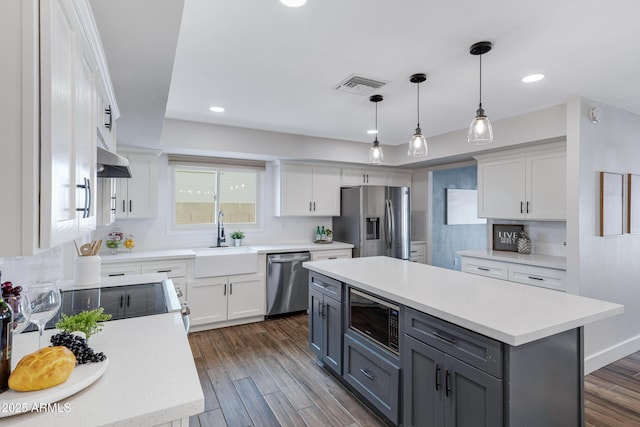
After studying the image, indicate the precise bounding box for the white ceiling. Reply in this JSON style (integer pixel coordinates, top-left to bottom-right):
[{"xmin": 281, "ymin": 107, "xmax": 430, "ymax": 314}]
[{"xmin": 92, "ymin": 0, "xmax": 640, "ymax": 152}]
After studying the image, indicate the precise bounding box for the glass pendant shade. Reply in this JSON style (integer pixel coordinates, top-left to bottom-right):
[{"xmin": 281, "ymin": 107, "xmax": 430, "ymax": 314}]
[
  {"xmin": 468, "ymin": 41, "xmax": 493, "ymax": 145},
  {"xmin": 467, "ymin": 106, "xmax": 493, "ymax": 145},
  {"xmin": 407, "ymin": 73, "xmax": 428, "ymax": 157},
  {"xmin": 408, "ymin": 128, "xmax": 428, "ymax": 156},
  {"xmin": 369, "ymin": 138, "xmax": 384, "ymax": 164},
  {"xmin": 368, "ymin": 94, "xmax": 384, "ymax": 165}
]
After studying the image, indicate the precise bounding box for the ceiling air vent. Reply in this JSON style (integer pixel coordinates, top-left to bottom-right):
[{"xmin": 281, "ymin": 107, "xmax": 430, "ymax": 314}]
[{"xmin": 335, "ymin": 74, "xmax": 388, "ymax": 95}]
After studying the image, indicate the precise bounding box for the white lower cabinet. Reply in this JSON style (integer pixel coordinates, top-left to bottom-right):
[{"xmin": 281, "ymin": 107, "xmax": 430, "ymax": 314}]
[
  {"xmin": 409, "ymin": 242, "xmax": 426, "ymax": 264},
  {"xmin": 187, "ymin": 273, "xmax": 265, "ymax": 328},
  {"xmin": 460, "ymin": 256, "xmax": 566, "ymax": 291}
]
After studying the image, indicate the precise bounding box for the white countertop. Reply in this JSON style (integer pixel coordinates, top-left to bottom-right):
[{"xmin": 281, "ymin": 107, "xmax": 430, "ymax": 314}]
[
  {"xmin": 101, "ymin": 241, "xmax": 354, "ymax": 264},
  {"xmin": 457, "ymin": 249, "xmax": 566, "ymax": 269},
  {"xmin": 303, "ymin": 256, "xmax": 622, "ymax": 346},
  {"xmin": 0, "ymin": 313, "xmax": 203, "ymax": 426}
]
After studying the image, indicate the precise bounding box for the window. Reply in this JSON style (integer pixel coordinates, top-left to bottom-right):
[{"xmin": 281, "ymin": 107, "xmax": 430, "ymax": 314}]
[{"xmin": 174, "ymin": 166, "xmax": 257, "ymax": 226}]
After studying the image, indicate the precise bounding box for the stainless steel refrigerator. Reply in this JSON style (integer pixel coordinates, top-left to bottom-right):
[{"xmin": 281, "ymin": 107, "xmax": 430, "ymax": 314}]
[{"xmin": 333, "ymin": 186, "xmax": 410, "ymax": 259}]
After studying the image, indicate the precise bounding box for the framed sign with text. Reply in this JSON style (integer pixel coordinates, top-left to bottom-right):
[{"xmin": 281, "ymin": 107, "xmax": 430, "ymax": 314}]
[{"xmin": 492, "ymin": 224, "xmax": 524, "ymax": 252}]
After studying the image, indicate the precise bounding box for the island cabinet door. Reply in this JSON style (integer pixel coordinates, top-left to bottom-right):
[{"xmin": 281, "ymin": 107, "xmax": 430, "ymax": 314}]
[
  {"xmin": 322, "ymin": 295, "xmax": 342, "ymax": 374},
  {"xmin": 308, "ymin": 287, "xmax": 324, "ymax": 358},
  {"xmin": 444, "ymin": 354, "xmax": 503, "ymax": 427},
  {"xmin": 403, "ymin": 334, "xmax": 445, "ymax": 427}
]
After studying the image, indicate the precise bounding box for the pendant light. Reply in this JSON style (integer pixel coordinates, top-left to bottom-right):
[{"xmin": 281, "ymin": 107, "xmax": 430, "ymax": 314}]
[
  {"xmin": 368, "ymin": 95, "xmax": 384, "ymax": 165},
  {"xmin": 407, "ymin": 73, "xmax": 428, "ymax": 157},
  {"xmin": 468, "ymin": 41, "xmax": 493, "ymax": 145}
]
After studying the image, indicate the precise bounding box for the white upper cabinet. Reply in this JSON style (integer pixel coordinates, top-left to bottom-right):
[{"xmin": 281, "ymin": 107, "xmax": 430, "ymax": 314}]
[
  {"xmin": 475, "ymin": 143, "xmax": 566, "ymax": 220},
  {"xmin": 115, "ymin": 152, "xmax": 159, "ymax": 219},
  {"xmin": 275, "ymin": 163, "xmax": 341, "ymax": 216},
  {"xmin": 0, "ymin": 0, "xmax": 116, "ymax": 255},
  {"xmin": 342, "ymin": 168, "xmax": 387, "ymax": 186},
  {"xmin": 342, "ymin": 167, "xmax": 412, "ymax": 187}
]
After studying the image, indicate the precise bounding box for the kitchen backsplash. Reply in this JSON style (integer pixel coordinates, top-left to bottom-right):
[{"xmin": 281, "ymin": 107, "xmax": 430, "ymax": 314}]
[
  {"xmin": 487, "ymin": 219, "xmax": 566, "ymax": 257},
  {"xmin": 0, "ymin": 246, "xmax": 63, "ymax": 288}
]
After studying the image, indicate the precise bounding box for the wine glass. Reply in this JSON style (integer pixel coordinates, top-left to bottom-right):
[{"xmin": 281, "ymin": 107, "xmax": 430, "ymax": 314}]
[
  {"xmin": 27, "ymin": 281, "xmax": 61, "ymax": 348},
  {"xmin": 8, "ymin": 293, "xmax": 32, "ymax": 334}
]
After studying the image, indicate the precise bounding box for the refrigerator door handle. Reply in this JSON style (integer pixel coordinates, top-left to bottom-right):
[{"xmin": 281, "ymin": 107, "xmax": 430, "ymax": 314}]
[
  {"xmin": 385, "ymin": 199, "xmax": 393, "ymax": 249},
  {"xmin": 389, "ymin": 199, "xmax": 396, "ymax": 249}
]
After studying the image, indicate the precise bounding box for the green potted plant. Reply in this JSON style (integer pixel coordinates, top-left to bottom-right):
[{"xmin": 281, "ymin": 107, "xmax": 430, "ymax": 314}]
[
  {"xmin": 325, "ymin": 229, "xmax": 333, "ymax": 242},
  {"xmin": 230, "ymin": 231, "xmax": 245, "ymax": 246}
]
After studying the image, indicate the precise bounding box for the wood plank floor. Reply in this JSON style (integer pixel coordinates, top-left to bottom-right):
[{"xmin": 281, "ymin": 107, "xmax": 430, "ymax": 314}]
[{"xmin": 188, "ymin": 313, "xmax": 640, "ymax": 427}]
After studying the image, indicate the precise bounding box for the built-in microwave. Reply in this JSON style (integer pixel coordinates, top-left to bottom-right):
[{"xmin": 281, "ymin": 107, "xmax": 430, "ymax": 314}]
[{"xmin": 349, "ymin": 288, "xmax": 400, "ymax": 354}]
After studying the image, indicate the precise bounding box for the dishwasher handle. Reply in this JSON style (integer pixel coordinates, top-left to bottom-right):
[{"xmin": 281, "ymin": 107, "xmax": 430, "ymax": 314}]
[
  {"xmin": 268, "ymin": 253, "xmax": 311, "ymax": 264},
  {"xmin": 269, "ymin": 257, "xmax": 310, "ymax": 263}
]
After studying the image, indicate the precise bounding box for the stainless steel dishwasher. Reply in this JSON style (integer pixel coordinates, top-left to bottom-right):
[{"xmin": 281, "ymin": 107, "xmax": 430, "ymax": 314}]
[{"xmin": 266, "ymin": 252, "xmax": 311, "ymax": 317}]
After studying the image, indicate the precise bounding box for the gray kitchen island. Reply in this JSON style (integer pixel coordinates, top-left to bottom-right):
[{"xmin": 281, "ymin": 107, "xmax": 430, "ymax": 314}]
[{"xmin": 304, "ymin": 256, "xmax": 623, "ymax": 427}]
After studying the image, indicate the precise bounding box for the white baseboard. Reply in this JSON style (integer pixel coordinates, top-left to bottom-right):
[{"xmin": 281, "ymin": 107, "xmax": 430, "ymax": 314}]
[{"xmin": 584, "ymin": 334, "xmax": 640, "ymax": 374}]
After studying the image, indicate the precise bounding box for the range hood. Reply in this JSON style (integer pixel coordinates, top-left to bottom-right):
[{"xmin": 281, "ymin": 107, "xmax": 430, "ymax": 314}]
[{"xmin": 97, "ymin": 147, "xmax": 132, "ymax": 178}]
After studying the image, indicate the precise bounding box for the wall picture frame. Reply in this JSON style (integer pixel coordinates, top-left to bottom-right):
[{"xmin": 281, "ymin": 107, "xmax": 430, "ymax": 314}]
[
  {"xmin": 492, "ymin": 224, "xmax": 524, "ymax": 252},
  {"xmin": 600, "ymin": 172, "xmax": 624, "ymax": 236},
  {"xmin": 628, "ymin": 174, "xmax": 640, "ymax": 234}
]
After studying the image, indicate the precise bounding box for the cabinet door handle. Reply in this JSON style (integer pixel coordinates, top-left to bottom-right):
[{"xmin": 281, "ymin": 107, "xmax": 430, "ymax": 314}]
[
  {"xmin": 108, "ymin": 273, "xmax": 125, "ymax": 277},
  {"xmin": 366, "ymin": 174, "xmax": 369, "ymax": 183},
  {"xmin": 528, "ymin": 276, "xmax": 544, "ymax": 281},
  {"xmin": 122, "ymin": 200, "xmax": 126, "ymax": 213},
  {"xmin": 360, "ymin": 368, "xmax": 375, "ymax": 381},
  {"xmin": 230, "ymin": 283, "xmax": 233, "ymax": 295},
  {"xmin": 76, "ymin": 177, "xmax": 91, "ymax": 218},
  {"xmin": 309, "ymin": 201, "xmax": 312, "ymax": 212},
  {"xmin": 435, "ymin": 365, "xmax": 441, "ymax": 391},
  {"xmin": 445, "ymin": 370, "xmax": 451, "ymax": 397},
  {"xmin": 223, "ymin": 284, "xmax": 227, "ymax": 296},
  {"xmin": 313, "ymin": 202, "xmax": 316, "ymax": 211},
  {"xmin": 526, "ymin": 201, "xmax": 530, "ymax": 213},
  {"xmin": 318, "ymin": 301, "xmax": 324, "ymax": 318},
  {"xmin": 129, "ymin": 200, "xmax": 132, "ymax": 212},
  {"xmin": 433, "ymin": 331, "xmax": 457, "ymax": 346},
  {"xmin": 363, "ymin": 174, "xmax": 366, "ymax": 183},
  {"xmin": 120, "ymin": 295, "xmax": 124, "ymax": 309},
  {"xmin": 520, "ymin": 201, "xmax": 524, "ymax": 214},
  {"xmin": 156, "ymin": 269, "xmax": 172, "ymax": 273},
  {"xmin": 105, "ymin": 106, "xmax": 112, "ymax": 129},
  {"xmin": 127, "ymin": 294, "xmax": 130, "ymax": 307},
  {"xmin": 328, "ymin": 257, "xmax": 337, "ymax": 260},
  {"xmin": 477, "ymin": 267, "xmax": 490, "ymax": 272}
]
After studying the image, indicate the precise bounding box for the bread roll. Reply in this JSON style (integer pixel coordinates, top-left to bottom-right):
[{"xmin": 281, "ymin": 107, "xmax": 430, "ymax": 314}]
[{"xmin": 9, "ymin": 346, "xmax": 76, "ymax": 391}]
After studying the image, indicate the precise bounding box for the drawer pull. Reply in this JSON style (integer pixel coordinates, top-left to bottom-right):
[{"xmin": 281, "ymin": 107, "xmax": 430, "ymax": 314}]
[
  {"xmin": 156, "ymin": 269, "xmax": 172, "ymax": 273},
  {"xmin": 108, "ymin": 273, "xmax": 125, "ymax": 277},
  {"xmin": 328, "ymin": 257, "xmax": 337, "ymax": 260},
  {"xmin": 445, "ymin": 370, "xmax": 451, "ymax": 397},
  {"xmin": 435, "ymin": 365, "xmax": 441, "ymax": 391},
  {"xmin": 477, "ymin": 267, "xmax": 490, "ymax": 272},
  {"xmin": 528, "ymin": 276, "xmax": 544, "ymax": 281},
  {"xmin": 360, "ymin": 368, "xmax": 376, "ymax": 381},
  {"xmin": 433, "ymin": 331, "xmax": 457, "ymax": 346}
]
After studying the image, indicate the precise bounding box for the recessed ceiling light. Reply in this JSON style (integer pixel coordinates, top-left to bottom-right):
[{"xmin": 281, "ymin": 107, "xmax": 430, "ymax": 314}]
[
  {"xmin": 522, "ymin": 74, "xmax": 544, "ymax": 83},
  {"xmin": 280, "ymin": 0, "xmax": 307, "ymax": 7},
  {"xmin": 209, "ymin": 106, "xmax": 225, "ymax": 113},
  {"xmin": 367, "ymin": 129, "xmax": 378, "ymax": 135}
]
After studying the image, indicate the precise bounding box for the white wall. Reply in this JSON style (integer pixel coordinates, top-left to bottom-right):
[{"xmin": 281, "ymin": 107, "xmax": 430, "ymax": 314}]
[{"xmin": 566, "ymin": 97, "xmax": 640, "ymax": 373}]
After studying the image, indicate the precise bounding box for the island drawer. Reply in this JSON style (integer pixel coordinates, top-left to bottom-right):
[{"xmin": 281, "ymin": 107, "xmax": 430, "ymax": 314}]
[
  {"xmin": 404, "ymin": 307, "xmax": 503, "ymax": 378},
  {"xmin": 461, "ymin": 257, "xmax": 508, "ymax": 280},
  {"xmin": 309, "ymin": 272, "xmax": 343, "ymax": 302},
  {"xmin": 343, "ymin": 332, "xmax": 400, "ymax": 425}
]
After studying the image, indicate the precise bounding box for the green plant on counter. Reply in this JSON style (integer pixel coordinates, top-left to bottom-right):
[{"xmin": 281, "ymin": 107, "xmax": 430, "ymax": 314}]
[
  {"xmin": 230, "ymin": 231, "xmax": 245, "ymax": 240},
  {"xmin": 55, "ymin": 307, "xmax": 112, "ymax": 341},
  {"xmin": 325, "ymin": 229, "xmax": 333, "ymax": 237}
]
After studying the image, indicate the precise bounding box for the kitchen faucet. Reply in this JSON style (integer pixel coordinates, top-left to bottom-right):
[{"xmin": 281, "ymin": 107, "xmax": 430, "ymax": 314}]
[{"xmin": 216, "ymin": 211, "xmax": 226, "ymax": 247}]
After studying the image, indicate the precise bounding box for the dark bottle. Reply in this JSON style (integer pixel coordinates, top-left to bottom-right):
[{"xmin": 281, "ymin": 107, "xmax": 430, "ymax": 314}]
[{"xmin": 0, "ymin": 296, "xmax": 12, "ymax": 393}]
